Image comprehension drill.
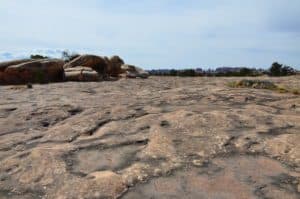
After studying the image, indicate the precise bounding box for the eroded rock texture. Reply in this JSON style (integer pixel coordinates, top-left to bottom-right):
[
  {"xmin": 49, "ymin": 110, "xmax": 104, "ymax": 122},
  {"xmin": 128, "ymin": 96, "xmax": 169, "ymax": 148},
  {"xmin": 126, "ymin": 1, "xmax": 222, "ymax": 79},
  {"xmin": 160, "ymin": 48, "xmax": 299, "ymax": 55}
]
[{"xmin": 0, "ymin": 76, "xmax": 299, "ymax": 199}]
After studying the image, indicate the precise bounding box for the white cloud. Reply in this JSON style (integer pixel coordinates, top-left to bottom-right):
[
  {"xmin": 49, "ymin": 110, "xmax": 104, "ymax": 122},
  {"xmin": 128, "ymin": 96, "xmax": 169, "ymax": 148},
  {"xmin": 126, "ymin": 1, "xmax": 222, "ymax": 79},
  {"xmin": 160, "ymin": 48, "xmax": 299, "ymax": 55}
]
[{"xmin": 0, "ymin": 0, "xmax": 299, "ymax": 69}]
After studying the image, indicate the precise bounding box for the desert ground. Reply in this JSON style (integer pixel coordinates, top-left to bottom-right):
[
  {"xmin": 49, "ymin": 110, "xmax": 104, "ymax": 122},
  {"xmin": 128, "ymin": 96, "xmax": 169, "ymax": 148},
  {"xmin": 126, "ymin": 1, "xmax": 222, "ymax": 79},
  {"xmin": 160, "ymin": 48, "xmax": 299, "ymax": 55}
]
[{"xmin": 0, "ymin": 76, "xmax": 299, "ymax": 199}]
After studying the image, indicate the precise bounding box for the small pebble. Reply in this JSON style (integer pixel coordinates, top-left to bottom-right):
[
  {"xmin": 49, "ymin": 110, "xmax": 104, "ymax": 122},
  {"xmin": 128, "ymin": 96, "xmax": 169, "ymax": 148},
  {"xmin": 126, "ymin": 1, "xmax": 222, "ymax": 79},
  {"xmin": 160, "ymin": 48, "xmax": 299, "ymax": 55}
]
[
  {"xmin": 27, "ymin": 83, "xmax": 33, "ymax": 89},
  {"xmin": 154, "ymin": 169, "xmax": 162, "ymax": 176},
  {"xmin": 137, "ymin": 174, "xmax": 147, "ymax": 181},
  {"xmin": 125, "ymin": 176, "xmax": 136, "ymax": 187},
  {"xmin": 290, "ymin": 104, "xmax": 296, "ymax": 109},
  {"xmin": 193, "ymin": 159, "xmax": 203, "ymax": 167},
  {"xmin": 94, "ymin": 192, "xmax": 101, "ymax": 198}
]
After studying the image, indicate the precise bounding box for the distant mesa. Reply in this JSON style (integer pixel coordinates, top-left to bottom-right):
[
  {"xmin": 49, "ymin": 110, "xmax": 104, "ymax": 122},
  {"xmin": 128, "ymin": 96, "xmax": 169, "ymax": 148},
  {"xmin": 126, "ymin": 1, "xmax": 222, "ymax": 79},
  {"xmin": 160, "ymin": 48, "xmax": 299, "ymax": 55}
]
[{"xmin": 0, "ymin": 54, "xmax": 149, "ymax": 85}]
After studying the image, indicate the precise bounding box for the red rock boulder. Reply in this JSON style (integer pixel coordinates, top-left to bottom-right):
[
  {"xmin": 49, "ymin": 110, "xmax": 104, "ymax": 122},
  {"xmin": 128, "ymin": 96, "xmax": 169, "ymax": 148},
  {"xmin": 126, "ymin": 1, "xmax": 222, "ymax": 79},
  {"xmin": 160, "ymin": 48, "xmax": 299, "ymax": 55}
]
[
  {"xmin": 3, "ymin": 59, "xmax": 64, "ymax": 84},
  {"xmin": 63, "ymin": 55, "xmax": 108, "ymax": 74},
  {"xmin": 0, "ymin": 59, "xmax": 33, "ymax": 72},
  {"xmin": 107, "ymin": 56, "xmax": 125, "ymax": 77}
]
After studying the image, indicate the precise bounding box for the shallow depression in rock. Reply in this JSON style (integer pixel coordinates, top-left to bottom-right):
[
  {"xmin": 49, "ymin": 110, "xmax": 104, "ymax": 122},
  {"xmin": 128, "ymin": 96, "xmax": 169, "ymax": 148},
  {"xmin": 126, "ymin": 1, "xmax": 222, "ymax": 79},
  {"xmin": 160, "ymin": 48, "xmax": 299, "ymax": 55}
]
[
  {"xmin": 122, "ymin": 155, "xmax": 299, "ymax": 199},
  {"xmin": 0, "ymin": 76, "xmax": 299, "ymax": 198},
  {"xmin": 68, "ymin": 144, "xmax": 146, "ymax": 175}
]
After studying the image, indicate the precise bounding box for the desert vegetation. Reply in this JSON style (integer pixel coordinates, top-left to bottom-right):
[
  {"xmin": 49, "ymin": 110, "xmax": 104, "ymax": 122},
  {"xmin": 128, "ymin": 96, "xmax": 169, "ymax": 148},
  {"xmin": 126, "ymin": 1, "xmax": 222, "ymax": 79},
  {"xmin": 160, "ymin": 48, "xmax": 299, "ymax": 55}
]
[
  {"xmin": 30, "ymin": 54, "xmax": 49, "ymax": 59},
  {"xmin": 61, "ymin": 50, "xmax": 80, "ymax": 62},
  {"xmin": 228, "ymin": 79, "xmax": 300, "ymax": 95},
  {"xmin": 149, "ymin": 62, "xmax": 298, "ymax": 77},
  {"xmin": 269, "ymin": 62, "xmax": 297, "ymax": 76}
]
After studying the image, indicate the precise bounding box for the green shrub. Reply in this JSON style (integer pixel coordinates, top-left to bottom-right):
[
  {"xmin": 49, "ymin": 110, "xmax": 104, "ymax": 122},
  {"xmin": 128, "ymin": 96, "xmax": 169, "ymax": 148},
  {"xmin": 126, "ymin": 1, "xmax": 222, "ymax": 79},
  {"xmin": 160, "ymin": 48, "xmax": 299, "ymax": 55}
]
[
  {"xmin": 62, "ymin": 50, "xmax": 80, "ymax": 62},
  {"xmin": 30, "ymin": 54, "xmax": 48, "ymax": 59},
  {"xmin": 234, "ymin": 79, "xmax": 277, "ymax": 89},
  {"xmin": 227, "ymin": 79, "xmax": 300, "ymax": 95},
  {"xmin": 269, "ymin": 62, "xmax": 296, "ymax": 76}
]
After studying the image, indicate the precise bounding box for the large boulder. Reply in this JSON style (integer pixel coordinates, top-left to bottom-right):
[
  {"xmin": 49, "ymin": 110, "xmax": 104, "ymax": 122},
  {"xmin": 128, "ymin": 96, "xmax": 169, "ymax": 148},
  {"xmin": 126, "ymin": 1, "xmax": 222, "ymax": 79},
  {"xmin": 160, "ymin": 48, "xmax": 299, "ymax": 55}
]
[
  {"xmin": 3, "ymin": 59, "xmax": 64, "ymax": 84},
  {"xmin": 0, "ymin": 59, "xmax": 33, "ymax": 72},
  {"xmin": 121, "ymin": 64, "xmax": 149, "ymax": 79},
  {"xmin": 63, "ymin": 55, "xmax": 108, "ymax": 74},
  {"xmin": 107, "ymin": 56, "xmax": 124, "ymax": 77},
  {"xmin": 0, "ymin": 71, "xmax": 4, "ymax": 84},
  {"xmin": 64, "ymin": 66, "xmax": 99, "ymax": 82}
]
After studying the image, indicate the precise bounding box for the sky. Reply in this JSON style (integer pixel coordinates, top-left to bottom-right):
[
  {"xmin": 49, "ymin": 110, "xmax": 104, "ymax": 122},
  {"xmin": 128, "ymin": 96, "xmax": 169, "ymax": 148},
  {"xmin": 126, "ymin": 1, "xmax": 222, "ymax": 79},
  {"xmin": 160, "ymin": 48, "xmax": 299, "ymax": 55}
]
[{"xmin": 0, "ymin": 0, "xmax": 299, "ymax": 69}]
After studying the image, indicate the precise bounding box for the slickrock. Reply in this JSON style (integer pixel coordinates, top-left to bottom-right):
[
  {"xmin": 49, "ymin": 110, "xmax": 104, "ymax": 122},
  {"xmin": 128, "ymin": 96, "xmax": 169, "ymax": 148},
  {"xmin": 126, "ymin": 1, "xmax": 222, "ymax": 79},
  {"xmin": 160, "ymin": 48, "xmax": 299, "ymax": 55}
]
[{"xmin": 0, "ymin": 76, "xmax": 299, "ymax": 198}]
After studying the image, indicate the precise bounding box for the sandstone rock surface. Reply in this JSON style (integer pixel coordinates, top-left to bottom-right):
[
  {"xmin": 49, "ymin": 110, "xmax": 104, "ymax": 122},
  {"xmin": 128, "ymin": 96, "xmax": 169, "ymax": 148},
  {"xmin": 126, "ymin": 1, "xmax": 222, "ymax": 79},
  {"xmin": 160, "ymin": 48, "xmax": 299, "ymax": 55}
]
[
  {"xmin": 0, "ymin": 76, "xmax": 299, "ymax": 198},
  {"xmin": 121, "ymin": 64, "xmax": 149, "ymax": 79},
  {"xmin": 2, "ymin": 59, "xmax": 64, "ymax": 84},
  {"xmin": 0, "ymin": 59, "xmax": 32, "ymax": 72},
  {"xmin": 107, "ymin": 56, "xmax": 125, "ymax": 77},
  {"xmin": 63, "ymin": 54, "xmax": 108, "ymax": 74},
  {"xmin": 64, "ymin": 66, "xmax": 99, "ymax": 82}
]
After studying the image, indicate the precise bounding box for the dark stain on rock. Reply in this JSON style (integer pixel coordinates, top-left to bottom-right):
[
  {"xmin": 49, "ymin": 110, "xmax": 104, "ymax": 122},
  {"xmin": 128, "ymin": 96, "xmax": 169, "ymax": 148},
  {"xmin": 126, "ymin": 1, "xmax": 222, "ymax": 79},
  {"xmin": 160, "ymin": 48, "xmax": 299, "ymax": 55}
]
[
  {"xmin": 258, "ymin": 125, "xmax": 295, "ymax": 136},
  {"xmin": 271, "ymin": 173, "xmax": 299, "ymax": 193},
  {"xmin": 63, "ymin": 139, "xmax": 149, "ymax": 176},
  {"xmin": 67, "ymin": 107, "xmax": 83, "ymax": 116},
  {"xmin": 160, "ymin": 120, "xmax": 170, "ymax": 127}
]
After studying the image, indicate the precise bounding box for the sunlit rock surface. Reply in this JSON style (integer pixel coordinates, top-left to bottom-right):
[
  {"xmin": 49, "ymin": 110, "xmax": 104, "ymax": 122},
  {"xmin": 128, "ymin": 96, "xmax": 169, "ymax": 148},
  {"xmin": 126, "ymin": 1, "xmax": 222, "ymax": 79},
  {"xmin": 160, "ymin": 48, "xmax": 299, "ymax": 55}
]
[{"xmin": 0, "ymin": 76, "xmax": 299, "ymax": 198}]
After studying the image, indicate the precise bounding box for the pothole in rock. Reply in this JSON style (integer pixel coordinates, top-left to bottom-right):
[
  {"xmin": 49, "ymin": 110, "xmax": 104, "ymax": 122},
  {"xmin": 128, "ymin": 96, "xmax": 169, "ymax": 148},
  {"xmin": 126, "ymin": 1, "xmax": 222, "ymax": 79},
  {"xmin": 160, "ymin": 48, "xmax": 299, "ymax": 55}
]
[
  {"xmin": 122, "ymin": 155, "xmax": 299, "ymax": 199},
  {"xmin": 0, "ymin": 189, "xmax": 44, "ymax": 199},
  {"xmin": 65, "ymin": 141, "xmax": 148, "ymax": 176}
]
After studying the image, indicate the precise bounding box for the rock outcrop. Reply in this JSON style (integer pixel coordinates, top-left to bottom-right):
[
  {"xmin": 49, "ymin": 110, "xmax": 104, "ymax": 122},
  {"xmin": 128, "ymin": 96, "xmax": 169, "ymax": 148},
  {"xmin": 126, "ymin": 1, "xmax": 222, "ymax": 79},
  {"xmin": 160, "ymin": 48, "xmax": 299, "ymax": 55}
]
[
  {"xmin": 64, "ymin": 66, "xmax": 100, "ymax": 82},
  {"xmin": 0, "ymin": 54, "xmax": 149, "ymax": 84},
  {"xmin": 63, "ymin": 55, "xmax": 108, "ymax": 74},
  {"xmin": 0, "ymin": 59, "xmax": 32, "ymax": 72},
  {"xmin": 0, "ymin": 71, "xmax": 5, "ymax": 84},
  {"xmin": 2, "ymin": 59, "xmax": 64, "ymax": 84},
  {"xmin": 107, "ymin": 56, "xmax": 125, "ymax": 77},
  {"xmin": 121, "ymin": 64, "xmax": 149, "ymax": 79}
]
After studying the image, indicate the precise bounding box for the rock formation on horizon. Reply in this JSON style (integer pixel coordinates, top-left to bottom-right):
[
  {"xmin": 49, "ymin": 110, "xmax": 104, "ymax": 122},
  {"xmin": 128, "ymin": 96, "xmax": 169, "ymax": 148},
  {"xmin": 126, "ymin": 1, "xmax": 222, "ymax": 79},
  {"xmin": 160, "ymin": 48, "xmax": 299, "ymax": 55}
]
[{"xmin": 0, "ymin": 54, "xmax": 149, "ymax": 85}]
